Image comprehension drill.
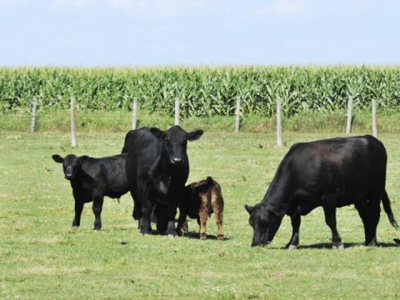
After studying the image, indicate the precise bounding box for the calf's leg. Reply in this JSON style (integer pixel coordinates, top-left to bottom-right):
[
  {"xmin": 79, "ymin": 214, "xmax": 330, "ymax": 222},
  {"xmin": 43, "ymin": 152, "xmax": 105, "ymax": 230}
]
[
  {"xmin": 73, "ymin": 200, "xmax": 84, "ymax": 227},
  {"xmin": 211, "ymin": 196, "xmax": 224, "ymax": 240},
  {"xmin": 92, "ymin": 196, "xmax": 104, "ymax": 230},
  {"xmin": 176, "ymin": 209, "xmax": 188, "ymax": 236},
  {"xmin": 199, "ymin": 196, "xmax": 208, "ymax": 239}
]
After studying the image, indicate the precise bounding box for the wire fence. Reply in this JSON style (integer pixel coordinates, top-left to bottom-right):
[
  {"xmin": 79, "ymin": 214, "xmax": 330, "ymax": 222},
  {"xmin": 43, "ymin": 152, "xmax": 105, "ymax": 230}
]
[{"xmin": 12, "ymin": 95, "xmax": 379, "ymax": 148}]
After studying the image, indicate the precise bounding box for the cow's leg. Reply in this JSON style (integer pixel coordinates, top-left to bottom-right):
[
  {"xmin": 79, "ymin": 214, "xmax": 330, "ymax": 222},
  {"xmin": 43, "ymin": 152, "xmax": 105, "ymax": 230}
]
[
  {"xmin": 356, "ymin": 199, "xmax": 381, "ymax": 246},
  {"xmin": 140, "ymin": 205, "xmax": 152, "ymax": 235},
  {"xmin": 156, "ymin": 204, "xmax": 168, "ymax": 233},
  {"xmin": 199, "ymin": 197, "xmax": 208, "ymax": 240},
  {"xmin": 165, "ymin": 203, "xmax": 178, "ymax": 237},
  {"xmin": 286, "ymin": 214, "xmax": 301, "ymax": 250},
  {"xmin": 92, "ymin": 196, "xmax": 104, "ymax": 230},
  {"xmin": 129, "ymin": 191, "xmax": 142, "ymax": 230},
  {"xmin": 131, "ymin": 191, "xmax": 141, "ymax": 220},
  {"xmin": 137, "ymin": 181, "xmax": 153, "ymax": 235},
  {"xmin": 212, "ymin": 197, "xmax": 224, "ymax": 240},
  {"xmin": 73, "ymin": 200, "xmax": 84, "ymax": 227},
  {"xmin": 322, "ymin": 195, "xmax": 343, "ymax": 249}
]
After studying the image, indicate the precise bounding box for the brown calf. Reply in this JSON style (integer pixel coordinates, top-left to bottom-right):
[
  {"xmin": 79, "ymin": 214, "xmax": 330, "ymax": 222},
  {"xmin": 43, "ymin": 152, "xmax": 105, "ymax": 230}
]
[{"xmin": 177, "ymin": 177, "xmax": 224, "ymax": 240}]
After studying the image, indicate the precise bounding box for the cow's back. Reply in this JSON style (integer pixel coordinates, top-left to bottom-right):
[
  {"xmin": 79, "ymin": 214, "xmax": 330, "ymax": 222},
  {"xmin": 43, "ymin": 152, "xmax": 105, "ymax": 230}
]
[
  {"xmin": 125, "ymin": 128, "xmax": 163, "ymax": 188},
  {"xmin": 102, "ymin": 154, "xmax": 130, "ymax": 198},
  {"xmin": 121, "ymin": 127, "xmax": 150, "ymax": 154},
  {"xmin": 80, "ymin": 155, "xmax": 129, "ymax": 198},
  {"xmin": 282, "ymin": 135, "xmax": 387, "ymax": 207}
]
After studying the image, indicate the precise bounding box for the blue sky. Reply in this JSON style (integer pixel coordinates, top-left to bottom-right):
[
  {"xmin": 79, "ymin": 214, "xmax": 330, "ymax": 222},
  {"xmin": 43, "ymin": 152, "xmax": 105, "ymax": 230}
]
[{"xmin": 0, "ymin": 0, "xmax": 399, "ymax": 67}]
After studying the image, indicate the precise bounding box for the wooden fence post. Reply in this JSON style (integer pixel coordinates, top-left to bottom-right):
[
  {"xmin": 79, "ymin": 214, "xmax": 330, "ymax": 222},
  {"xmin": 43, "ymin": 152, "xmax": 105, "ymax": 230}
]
[
  {"xmin": 235, "ymin": 96, "xmax": 240, "ymax": 133},
  {"xmin": 346, "ymin": 95, "xmax": 353, "ymax": 134},
  {"xmin": 70, "ymin": 96, "xmax": 77, "ymax": 148},
  {"xmin": 132, "ymin": 97, "xmax": 138, "ymax": 130},
  {"xmin": 30, "ymin": 97, "xmax": 38, "ymax": 133},
  {"xmin": 372, "ymin": 99, "xmax": 378, "ymax": 138},
  {"xmin": 276, "ymin": 97, "xmax": 283, "ymax": 147},
  {"xmin": 175, "ymin": 98, "xmax": 180, "ymax": 126}
]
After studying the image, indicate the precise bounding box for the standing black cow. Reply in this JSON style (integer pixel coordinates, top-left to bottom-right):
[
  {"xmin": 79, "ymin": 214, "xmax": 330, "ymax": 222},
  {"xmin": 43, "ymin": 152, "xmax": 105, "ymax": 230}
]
[
  {"xmin": 124, "ymin": 126, "xmax": 203, "ymax": 236},
  {"xmin": 245, "ymin": 135, "xmax": 399, "ymax": 248},
  {"xmin": 52, "ymin": 153, "xmax": 129, "ymax": 230}
]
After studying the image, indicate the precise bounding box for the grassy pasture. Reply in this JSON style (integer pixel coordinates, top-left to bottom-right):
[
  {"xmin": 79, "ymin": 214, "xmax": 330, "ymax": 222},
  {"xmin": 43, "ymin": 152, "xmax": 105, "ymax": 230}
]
[{"xmin": 1, "ymin": 128, "xmax": 400, "ymax": 299}]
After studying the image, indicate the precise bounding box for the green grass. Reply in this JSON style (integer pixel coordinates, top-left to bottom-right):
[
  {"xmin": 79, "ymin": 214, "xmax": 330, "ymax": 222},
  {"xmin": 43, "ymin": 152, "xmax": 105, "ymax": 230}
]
[{"xmin": 1, "ymin": 129, "xmax": 400, "ymax": 299}]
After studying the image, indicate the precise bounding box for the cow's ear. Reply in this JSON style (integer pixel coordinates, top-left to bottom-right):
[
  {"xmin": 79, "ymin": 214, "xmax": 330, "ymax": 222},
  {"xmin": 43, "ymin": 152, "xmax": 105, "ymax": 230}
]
[
  {"xmin": 245, "ymin": 205, "xmax": 254, "ymax": 215},
  {"xmin": 52, "ymin": 154, "xmax": 64, "ymax": 163},
  {"xmin": 188, "ymin": 129, "xmax": 203, "ymax": 141},
  {"xmin": 150, "ymin": 127, "xmax": 165, "ymax": 139}
]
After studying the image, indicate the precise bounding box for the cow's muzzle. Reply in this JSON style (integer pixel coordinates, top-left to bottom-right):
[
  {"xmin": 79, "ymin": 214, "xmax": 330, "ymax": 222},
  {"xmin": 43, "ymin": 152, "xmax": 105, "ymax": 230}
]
[
  {"xmin": 171, "ymin": 157, "xmax": 184, "ymax": 164},
  {"xmin": 65, "ymin": 167, "xmax": 74, "ymax": 179}
]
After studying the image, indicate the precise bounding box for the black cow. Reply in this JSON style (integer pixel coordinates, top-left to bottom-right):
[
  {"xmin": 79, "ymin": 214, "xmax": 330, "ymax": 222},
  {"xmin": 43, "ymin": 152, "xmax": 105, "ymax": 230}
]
[
  {"xmin": 245, "ymin": 135, "xmax": 399, "ymax": 248},
  {"xmin": 52, "ymin": 153, "xmax": 129, "ymax": 230},
  {"xmin": 124, "ymin": 126, "xmax": 203, "ymax": 236}
]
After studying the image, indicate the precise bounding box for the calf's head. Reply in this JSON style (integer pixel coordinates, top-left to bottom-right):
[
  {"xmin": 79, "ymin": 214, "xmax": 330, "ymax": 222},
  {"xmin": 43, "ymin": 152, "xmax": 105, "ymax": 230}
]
[
  {"xmin": 52, "ymin": 154, "xmax": 81, "ymax": 180},
  {"xmin": 152, "ymin": 126, "xmax": 203, "ymax": 165},
  {"xmin": 245, "ymin": 204, "xmax": 283, "ymax": 247}
]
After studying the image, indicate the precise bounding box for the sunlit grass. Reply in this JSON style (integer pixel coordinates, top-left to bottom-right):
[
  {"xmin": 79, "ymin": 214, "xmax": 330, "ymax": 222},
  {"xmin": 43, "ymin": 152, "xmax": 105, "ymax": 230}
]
[{"xmin": 1, "ymin": 129, "xmax": 400, "ymax": 299}]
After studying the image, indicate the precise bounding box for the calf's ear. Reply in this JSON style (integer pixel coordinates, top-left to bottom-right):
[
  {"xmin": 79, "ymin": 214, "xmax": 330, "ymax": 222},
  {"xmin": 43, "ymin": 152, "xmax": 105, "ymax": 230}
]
[
  {"xmin": 52, "ymin": 154, "xmax": 64, "ymax": 163},
  {"xmin": 188, "ymin": 129, "xmax": 204, "ymax": 141},
  {"xmin": 245, "ymin": 205, "xmax": 254, "ymax": 214}
]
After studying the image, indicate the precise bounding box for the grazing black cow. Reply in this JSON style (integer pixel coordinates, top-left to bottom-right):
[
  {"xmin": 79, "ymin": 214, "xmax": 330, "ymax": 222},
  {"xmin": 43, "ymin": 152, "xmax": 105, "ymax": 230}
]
[
  {"xmin": 245, "ymin": 135, "xmax": 399, "ymax": 248},
  {"xmin": 177, "ymin": 177, "xmax": 224, "ymax": 240},
  {"xmin": 124, "ymin": 126, "xmax": 203, "ymax": 236},
  {"xmin": 52, "ymin": 153, "xmax": 129, "ymax": 230}
]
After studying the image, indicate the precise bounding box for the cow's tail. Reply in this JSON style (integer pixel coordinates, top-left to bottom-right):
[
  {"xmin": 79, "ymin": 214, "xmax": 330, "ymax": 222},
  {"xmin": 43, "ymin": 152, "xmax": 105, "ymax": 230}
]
[{"xmin": 382, "ymin": 190, "xmax": 399, "ymax": 229}]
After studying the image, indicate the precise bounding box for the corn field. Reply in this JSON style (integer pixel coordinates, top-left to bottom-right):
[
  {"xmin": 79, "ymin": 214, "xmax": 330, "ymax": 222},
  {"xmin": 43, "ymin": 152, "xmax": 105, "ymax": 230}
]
[{"xmin": 1, "ymin": 66, "xmax": 400, "ymax": 117}]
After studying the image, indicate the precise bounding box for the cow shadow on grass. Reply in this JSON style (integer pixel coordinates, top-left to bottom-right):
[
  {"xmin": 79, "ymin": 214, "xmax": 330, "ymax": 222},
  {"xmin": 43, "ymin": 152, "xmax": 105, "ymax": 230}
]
[
  {"xmin": 136, "ymin": 229, "xmax": 228, "ymax": 240},
  {"xmin": 182, "ymin": 231, "xmax": 229, "ymax": 241},
  {"xmin": 276, "ymin": 241, "xmax": 399, "ymax": 250}
]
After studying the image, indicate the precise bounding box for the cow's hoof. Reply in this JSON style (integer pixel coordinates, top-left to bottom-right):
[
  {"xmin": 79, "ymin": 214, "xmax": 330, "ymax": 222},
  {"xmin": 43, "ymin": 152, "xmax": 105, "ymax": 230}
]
[
  {"xmin": 200, "ymin": 233, "xmax": 207, "ymax": 240},
  {"xmin": 332, "ymin": 243, "xmax": 344, "ymax": 250},
  {"xmin": 288, "ymin": 245, "xmax": 298, "ymax": 250},
  {"xmin": 366, "ymin": 238, "xmax": 378, "ymax": 246},
  {"xmin": 217, "ymin": 234, "xmax": 224, "ymax": 240},
  {"xmin": 181, "ymin": 222, "xmax": 189, "ymax": 233}
]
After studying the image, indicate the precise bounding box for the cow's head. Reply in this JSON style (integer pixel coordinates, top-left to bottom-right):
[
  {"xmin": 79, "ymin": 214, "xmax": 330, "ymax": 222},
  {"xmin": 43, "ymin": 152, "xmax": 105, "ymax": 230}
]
[
  {"xmin": 52, "ymin": 154, "xmax": 81, "ymax": 180},
  {"xmin": 245, "ymin": 203, "xmax": 283, "ymax": 247},
  {"xmin": 151, "ymin": 126, "xmax": 203, "ymax": 165}
]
